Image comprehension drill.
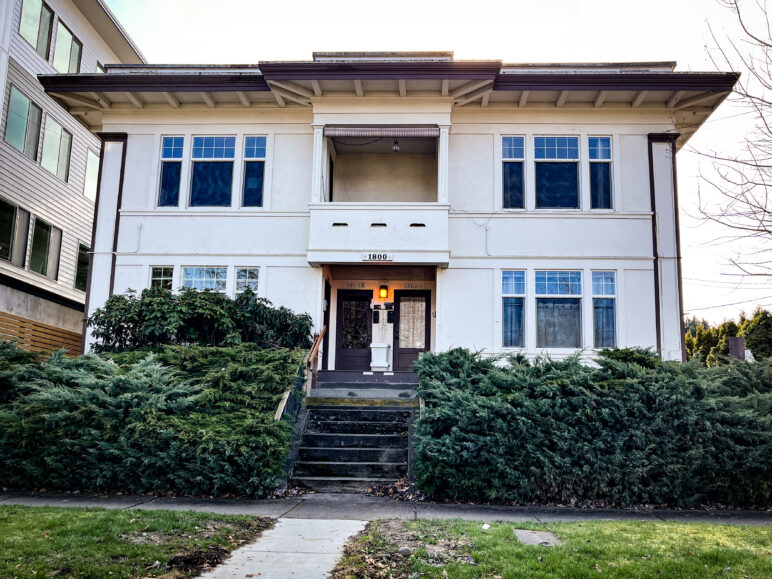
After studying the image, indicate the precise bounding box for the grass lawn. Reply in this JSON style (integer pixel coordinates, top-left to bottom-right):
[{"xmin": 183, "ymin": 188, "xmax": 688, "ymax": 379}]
[
  {"xmin": 0, "ymin": 505, "xmax": 272, "ymax": 578},
  {"xmin": 331, "ymin": 519, "xmax": 772, "ymax": 578}
]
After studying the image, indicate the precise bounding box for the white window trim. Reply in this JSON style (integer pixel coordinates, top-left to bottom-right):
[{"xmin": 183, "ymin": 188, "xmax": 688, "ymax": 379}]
[
  {"xmin": 533, "ymin": 135, "xmax": 582, "ymax": 211},
  {"xmin": 501, "ymin": 135, "xmax": 526, "ymax": 211},
  {"xmin": 241, "ymin": 135, "xmax": 268, "ymax": 208},
  {"xmin": 235, "ymin": 266, "xmax": 260, "ymax": 297},
  {"xmin": 156, "ymin": 135, "xmax": 185, "ymax": 208},
  {"xmin": 501, "ymin": 269, "xmax": 526, "ymax": 350},
  {"xmin": 187, "ymin": 135, "xmax": 237, "ymax": 209},
  {"xmin": 591, "ymin": 269, "xmax": 618, "ymax": 349},
  {"xmin": 40, "ymin": 114, "xmax": 71, "ymax": 181},
  {"xmin": 588, "ymin": 135, "xmax": 614, "ymax": 211},
  {"xmin": 534, "ymin": 269, "xmax": 583, "ymax": 350},
  {"xmin": 180, "ymin": 265, "xmax": 228, "ymax": 293},
  {"xmin": 149, "ymin": 265, "xmax": 175, "ymax": 290}
]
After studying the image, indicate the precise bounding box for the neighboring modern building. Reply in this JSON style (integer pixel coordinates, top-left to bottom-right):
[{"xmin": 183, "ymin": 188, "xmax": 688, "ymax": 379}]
[
  {"xmin": 0, "ymin": 0, "xmax": 143, "ymax": 352},
  {"xmin": 40, "ymin": 52, "xmax": 738, "ymax": 365}
]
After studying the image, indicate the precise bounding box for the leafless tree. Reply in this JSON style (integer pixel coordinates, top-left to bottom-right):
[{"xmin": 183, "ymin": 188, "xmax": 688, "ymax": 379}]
[{"xmin": 699, "ymin": 0, "xmax": 772, "ymax": 276}]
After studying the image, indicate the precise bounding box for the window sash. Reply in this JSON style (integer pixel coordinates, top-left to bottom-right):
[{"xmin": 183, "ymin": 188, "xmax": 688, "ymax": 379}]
[
  {"xmin": 161, "ymin": 136, "xmax": 184, "ymax": 159},
  {"xmin": 244, "ymin": 136, "xmax": 267, "ymax": 159},
  {"xmin": 192, "ymin": 136, "xmax": 236, "ymax": 159},
  {"xmin": 52, "ymin": 21, "xmax": 81, "ymax": 73},
  {"xmin": 535, "ymin": 271, "xmax": 582, "ymax": 296},
  {"xmin": 150, "ymin": 266, "xmax": 174, "ymax": 290},
  {"xmin": 159, "ymin": 161, "xmax": 181, "ymax": 206},
  {"xmin": 590, "ymin": 161, "xmax": 612, "ymax": 209},
  {"xmin": 535, "ymin": 162, "xmax": 579, "ymax": 208},
  {"xmin": 181, "ymin": 267, "xmax": 227, "ymax": 292},
  {"xmin": 502, "ymin": 297, "xmax": 525, "ymax": 347},
  {"xmin": 502, "ymin": 136, "xmax": 525, "ymax": 160},
  {"xmin": 5, "ymin": 87, "xmax": 41, "ymax": 160},
  {"xmin": 592, "ymin": 271, "xmax": 616, "ymax": 296},
  {"xmin": 19, "ymin": 0, "xmax": 53, "ymax": 58},
  {"xmin": 0, "ymin": 198, "xmax": 16, "ymax": 262},
  {"xmin": 236, "ymin": 267, "xmax": 259, "ymax": 295},
  {"xmin": 242, "ymin": 161, "xmax": 264, "ymax": 207},
  {"xmin": 534, "ymin": 136, "xmax": 579, "ymax": 160},
  {"xmin": 74, "ymin": 243, "xmax": 89, "ymax": 291},
  {"xmin": 190, "ymin": 162, "xmax": 233, "ymax": 207},
  {"xmin": 537, "ymin": 298, "xmax": 582, "ymax": 348},
  {"xmin": 588, "ymin": 137, "xmax": 612, "ymax": 160},
  {"xmin": 41, "ymin": 117, "xmax": 71, "ymax": 181},
  {"xmin": 502, "ymin": 270, "xmax": 526, "ymax": 295},
  {"xmin": 593, "ymin": 298, "xmax": 616, "ymax": 348},
  {"xmin": 502, "ymin": 161, "xmax": 524, "ymax": 209}
]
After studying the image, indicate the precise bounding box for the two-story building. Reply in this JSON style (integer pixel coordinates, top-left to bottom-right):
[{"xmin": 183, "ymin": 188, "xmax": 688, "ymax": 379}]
[
  {"xmin": 39, "ymin": 52, "xmax": 737, "ymax": 366},
  {"xmin": 0, "ymin": 0, "xmax": 143, "ymax": 352}
]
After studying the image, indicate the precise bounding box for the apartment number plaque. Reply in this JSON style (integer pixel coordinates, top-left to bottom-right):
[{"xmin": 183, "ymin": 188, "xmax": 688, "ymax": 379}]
[{"xmin": 362, "ymin": 252, "xmax": 393, "ymax": 262}]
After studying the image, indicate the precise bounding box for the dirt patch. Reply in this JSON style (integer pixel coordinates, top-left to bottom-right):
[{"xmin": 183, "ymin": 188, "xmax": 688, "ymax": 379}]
[
  {"xmin": 166, "ymin": 544, "xmax": 230, "ymax": 575},
  {"xmin": 330, "ymin": 519, "xmax": 474, "ymax": 579},
  {"xmin": 366, "ymin": 478, "xmax": 426, "ymax": 502}
]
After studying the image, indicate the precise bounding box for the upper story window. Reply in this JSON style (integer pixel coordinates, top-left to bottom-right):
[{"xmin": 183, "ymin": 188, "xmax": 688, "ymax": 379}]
[
  {"xmin": 41, "ymin": 116, "xmax": 72, "ymax": 181},
  {"xmin": 4, "ymin": 86, "xmax": 42, "ymax": 161},
  {"xmin": 589, "ymin": 137, "xmax": 612, "ymax": 209},
  {"xmin": 84, "ymin": 150, "xmax": 99, "ymax": 201},
  {"xmin": 592, "ymin": 271, "xmax": 616, "ymax": 348},
  {"xmin": 534, "ymin": 136, "xmax": 579, "ymax": 209},
  {"xmin": 52, "ymin": 20, "xmax": 82, "ymax": 74},
  {"xmin": 502, "ymin": 270, "xmax": 525, "ymax": 348},
  {"xmin": 28, "ymin": 216, "xmax": 61, "ymax": 279},
  {"xmin": 190, "ymin": 136, "xmax": 235, "ymax": 207},
  {"xmin": 0, "ymin": 196, "xmax": 30, "ymax": 267},
  {"xmin": 19, "ymin": 0, "xmax": 53, "ymax": 59},
  {"xmin": 502, "ymin": 136, "xmax": 524, "ymax": 209},
  {"xmin": 159, "ymin": 136, "xmax": 183, "ymax": 207},
  {"xmin": 243, "ymin": 136, "xmax": 266, "ymax": 207},
  {"xmin": 535, "ymin": 270, "xmax": 582, "ymax": 348}
]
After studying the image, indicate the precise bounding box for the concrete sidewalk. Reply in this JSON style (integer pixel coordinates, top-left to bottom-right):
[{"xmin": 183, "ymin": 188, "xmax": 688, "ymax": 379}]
[{"xmin": 1, "ymin": 491, "xmax": 770, "ymax": 526}]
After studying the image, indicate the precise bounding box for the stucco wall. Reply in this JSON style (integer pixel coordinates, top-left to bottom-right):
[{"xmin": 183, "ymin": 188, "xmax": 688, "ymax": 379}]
[{"xmin": 333, "ymin": 154, "xmax": 437, "ymax": 202}]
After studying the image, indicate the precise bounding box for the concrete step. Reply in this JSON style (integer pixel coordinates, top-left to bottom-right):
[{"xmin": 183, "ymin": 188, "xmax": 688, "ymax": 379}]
[
  {"xmin": 305, "ymin": 397, "xmax": 418, "ymax": 408},
  {"xmin": 308, "ymin": 388, "xmax": 415, "ymax": 399},
  {"xmin": 317, "ymin": 382, "xmax": 418, "ymax": 391},
  {"xmin": 293, "ymin": 461, "xmax": 408, "ymax": 479},
  {"xmin": 291, "ymin": 477, "xmax": 397, "ymax": 492},
  {"xmin": 317, "ymin": 370, "xmax": 418, "ymax": 384},
  {"xmin": 306, "ymin": 420, "xmax": 408, "ymax": 435},
  {"xmin": 300, "ymin": 433, "xmax": 407, "ymax": 449},
  {"xmin": 298, "ymin": 447, "xmax": 408, "ymax": 463},
  {"xmin": 309, "ymin": 408, "xmax": 413, "ymax": 422}
]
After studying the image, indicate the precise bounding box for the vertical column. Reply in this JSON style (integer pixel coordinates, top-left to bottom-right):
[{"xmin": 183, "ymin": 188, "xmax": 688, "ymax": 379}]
[
  {"xmin": 648, "ymin": 134, "xmax": 684, "ymax": 361},
  {"xmin": 310, "ymin": 124, "xmax": 324, "ymax": 203},
  {"xmin": 437, "ymin": 125, "xmax": 450, "ymax": 203},
  {"xmin": 83, "ymin": 134, "xmax": 127, "ymax": 352}
]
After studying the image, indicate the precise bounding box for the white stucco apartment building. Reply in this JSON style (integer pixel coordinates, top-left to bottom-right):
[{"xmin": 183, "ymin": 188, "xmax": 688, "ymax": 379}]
[
  {"xmin": 40, "ymin": 52, "xmax": 737, "ymax": 368},
  {"xmin": 0, "ymin": 0, "xmax": 143, "ymax": 351}
]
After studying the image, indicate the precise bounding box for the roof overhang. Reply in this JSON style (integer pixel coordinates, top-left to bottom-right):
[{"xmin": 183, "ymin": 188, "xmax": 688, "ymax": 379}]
[
  {"xmin": 258, "ymin": 60, "xmax": 502, "ymax": 81},
  {"xmin": 71, "ymin": 0, "xmax": 145, "ymax": 64}
]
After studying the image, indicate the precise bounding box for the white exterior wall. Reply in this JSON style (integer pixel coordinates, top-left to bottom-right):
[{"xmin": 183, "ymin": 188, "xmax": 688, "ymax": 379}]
[{"xmin": 87, "ymin": 100, "xmax": 684, "ymax": 361}]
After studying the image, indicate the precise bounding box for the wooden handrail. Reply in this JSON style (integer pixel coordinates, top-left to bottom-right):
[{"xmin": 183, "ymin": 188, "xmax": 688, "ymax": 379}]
[{"xmin": 307, "ymin": 325, "xmax": 327, "ymax": 389}]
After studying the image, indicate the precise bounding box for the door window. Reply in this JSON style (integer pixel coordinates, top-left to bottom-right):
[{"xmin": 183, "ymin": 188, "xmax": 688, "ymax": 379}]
[
  {"xmin": 398, "ymin": 296, "xmax": 426, "ymax": 349},
  {"xmin": 341, "ymin": 299, "xmax": 370, "ymax": 349}
]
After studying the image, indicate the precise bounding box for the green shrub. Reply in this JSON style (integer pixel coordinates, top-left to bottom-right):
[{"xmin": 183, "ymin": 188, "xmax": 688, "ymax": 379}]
[
  {"xmin": 0, "ymin": 341, "xmax": 303, "ymax": 497},
  {"xmin": 86, "ymin": 287, "xmax": 313, "ymax": 353},
  {"xmin": 413, "ymin": 348, "xmax": 772, "ymax": 507}
]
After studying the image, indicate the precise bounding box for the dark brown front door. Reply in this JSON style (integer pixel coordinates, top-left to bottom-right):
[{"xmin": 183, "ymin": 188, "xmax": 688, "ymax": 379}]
[
  {"xmin": 393, "ymin": 290, "xmax": 431, "ymax": 372},
  {"xmin": 335, "ymin": 289, "xmax": 373, "ymax": 371}
]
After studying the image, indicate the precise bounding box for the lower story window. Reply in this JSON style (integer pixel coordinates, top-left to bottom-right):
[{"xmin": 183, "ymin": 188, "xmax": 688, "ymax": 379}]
[
  {"xmin": 502, "ymin": 270, "xmax": 525, "ymax": 347},
  {"xmin": 29, "ymin": 217, "xmax": 61, "ymax": 279},
  {"xmin": 535, "ymin": 270, "xmax": 582, "ymax": 348},
  {"xmin": 236, "ymin": 267, "xmax": 259, "ymax": 296},
  {"xmin": 592, "ymin": 271, "xmax": 616, "ymax": 348},
  {"xmin": 74, "ymin": 243, "xmax": 89, "ymax": 291},
  {"xmin": 181, "ymin": 266, "xmax": 226, "ymax": 292},
  {"xmin": 150, "ymin": 266, "xmax": 174, "ymax": 290},
  {"xmin": 0, "ymin": 197, "xmax": 30, "ymax": 267}
]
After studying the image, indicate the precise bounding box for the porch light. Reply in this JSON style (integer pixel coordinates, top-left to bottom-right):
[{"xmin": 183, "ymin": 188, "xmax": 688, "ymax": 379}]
[
  {"xmin": 392, "ymin": 138, "xmax": 399, "ymax": 153},
  {"xmin": 379, "ymin": 285, "xmax": 389, "ymax": 299}
]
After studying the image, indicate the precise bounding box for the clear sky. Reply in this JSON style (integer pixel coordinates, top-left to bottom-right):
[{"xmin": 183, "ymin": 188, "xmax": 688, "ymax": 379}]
[{"xmin": 106, "ymin": 0, "xmax": 771, "ymax": 323}]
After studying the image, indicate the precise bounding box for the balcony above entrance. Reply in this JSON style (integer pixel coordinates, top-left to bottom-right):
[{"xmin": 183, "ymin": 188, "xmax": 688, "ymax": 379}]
[{"xmin": 307, "ymin": 202, "xmax": 450, "ymax": 267}]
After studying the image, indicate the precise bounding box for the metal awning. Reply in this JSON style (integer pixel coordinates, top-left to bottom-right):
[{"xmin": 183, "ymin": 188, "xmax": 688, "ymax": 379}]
[{"xmin": 323, "ymin": 127, "xmax": 440, "ymax": 138}]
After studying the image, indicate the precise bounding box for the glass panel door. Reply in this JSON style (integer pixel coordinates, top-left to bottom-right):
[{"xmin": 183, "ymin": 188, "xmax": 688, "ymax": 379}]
[
  {"xmin": 393, "ymin": 290, "xmax": 430, "ymax": 372},
  {"xmin": 335, "ymin": 289, "xmax": 372, "ymax": 370}
]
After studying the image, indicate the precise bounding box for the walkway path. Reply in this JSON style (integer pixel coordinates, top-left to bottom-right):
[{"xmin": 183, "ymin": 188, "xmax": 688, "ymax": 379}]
[
  {"xmin": 1, "ymin": 491, "xmax": 770, "ymax": 526},
  {"xmin": 198, "ymin": 518, "xmax": 366, "ymax": 578}
]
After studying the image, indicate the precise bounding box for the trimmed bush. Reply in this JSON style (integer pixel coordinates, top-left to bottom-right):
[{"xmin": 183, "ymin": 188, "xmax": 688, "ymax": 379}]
[
  {"xmin": 413, "ymin": 348, "xmax": 772, "ymax": 507},
  {"xmin": 0, "ymin": 342, "xmax": 303, "ymax": 497},
  {"xmin": 86, "ymin": 287, "xmax": 313, "ymax": 353}
]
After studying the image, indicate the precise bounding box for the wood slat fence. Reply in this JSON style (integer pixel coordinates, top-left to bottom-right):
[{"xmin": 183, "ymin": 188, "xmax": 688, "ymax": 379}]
[{"xmin": 0, "ymin": 311, "xmax": 81, "ymax": 356}]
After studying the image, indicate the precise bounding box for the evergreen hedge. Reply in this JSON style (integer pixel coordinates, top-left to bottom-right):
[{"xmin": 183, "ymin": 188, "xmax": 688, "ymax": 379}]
[
  {"xmin": 0, "ymin": 341, "xmax": 303, "ymax": 497},
  {"xmin": 413, "ymin": 348, "xmax": 772, "ymax": 507},
  {"xmin": 86, "ymin": 287, "xmax": 313, "ymax": 353}
]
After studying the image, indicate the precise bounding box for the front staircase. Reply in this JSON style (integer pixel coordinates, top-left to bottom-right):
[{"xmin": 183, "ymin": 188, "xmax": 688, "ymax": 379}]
[{"xmin": 290, "ymin": 373, "xmax": 417, "ymax": 492}]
